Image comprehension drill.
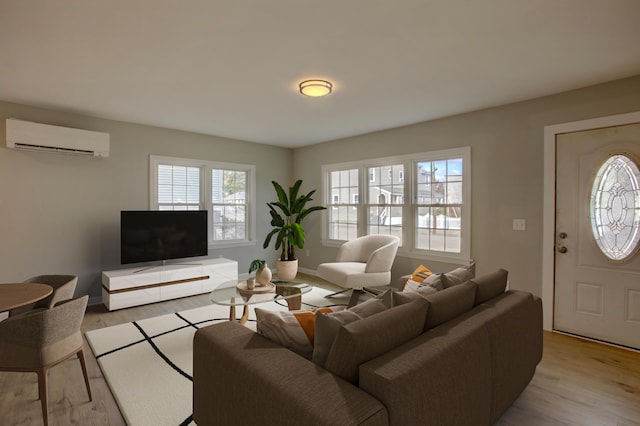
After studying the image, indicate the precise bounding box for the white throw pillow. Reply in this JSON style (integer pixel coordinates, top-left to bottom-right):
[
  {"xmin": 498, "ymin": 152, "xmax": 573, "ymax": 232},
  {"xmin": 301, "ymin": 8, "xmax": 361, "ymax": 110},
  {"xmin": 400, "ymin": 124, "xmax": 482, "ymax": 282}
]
[{"xmin": 256, "ymin": 306, "xmax": 345, "ymax": 359}]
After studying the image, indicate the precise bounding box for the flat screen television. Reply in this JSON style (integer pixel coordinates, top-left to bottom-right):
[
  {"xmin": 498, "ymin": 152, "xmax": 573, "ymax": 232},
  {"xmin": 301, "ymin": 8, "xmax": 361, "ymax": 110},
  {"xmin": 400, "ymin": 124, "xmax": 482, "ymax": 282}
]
[{"xmin": 120, "ymin": 210, "xmax": 208, "ymax": 264}]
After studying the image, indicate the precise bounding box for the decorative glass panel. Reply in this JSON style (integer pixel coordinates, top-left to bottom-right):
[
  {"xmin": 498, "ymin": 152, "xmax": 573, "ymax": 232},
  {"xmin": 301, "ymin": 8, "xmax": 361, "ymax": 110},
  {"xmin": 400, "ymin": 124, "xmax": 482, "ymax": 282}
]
[{"xmin": 590, "ymin": 154, "xmax": 640, "ymax": 261}]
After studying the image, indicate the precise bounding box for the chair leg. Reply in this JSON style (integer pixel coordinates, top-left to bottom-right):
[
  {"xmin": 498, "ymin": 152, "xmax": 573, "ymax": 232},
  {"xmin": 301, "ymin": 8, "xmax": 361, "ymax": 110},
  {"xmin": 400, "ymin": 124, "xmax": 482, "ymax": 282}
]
[
  {"xmin": 37, "ymin": 367, "xmax": 49, "ymax": 426},
  {"xmin": 324, "ymin": 288, "xmax": 352, "ymax": 298},
  {"xmin": 363, "ymin": 287, "xmax": 383, "ymax": 296},
  {"xmin": 77, "ymin": 348, "xmax": 93, "ymax": 401},
  {"xmin": 348, "ymin": 289, "xmax": 366, "ymax": 308},
  {"xmin": 325, "ymin": 288, "xmax": 367, "ymax": 307}
]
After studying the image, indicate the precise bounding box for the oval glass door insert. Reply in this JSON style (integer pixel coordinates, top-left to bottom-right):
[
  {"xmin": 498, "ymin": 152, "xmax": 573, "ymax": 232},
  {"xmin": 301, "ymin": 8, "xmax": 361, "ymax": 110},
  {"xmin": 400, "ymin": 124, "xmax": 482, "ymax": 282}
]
[{"xmin": 590, "ymin": 154, "xmax": 640, "ymax": 261}]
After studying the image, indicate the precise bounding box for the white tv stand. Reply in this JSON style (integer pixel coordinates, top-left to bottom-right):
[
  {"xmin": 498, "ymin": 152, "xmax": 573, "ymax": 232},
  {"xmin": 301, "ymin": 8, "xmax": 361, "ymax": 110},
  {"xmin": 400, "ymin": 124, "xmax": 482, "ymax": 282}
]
[{"xmin": 102, "ymin": 258, "xmax": 237, "ymax": 311}]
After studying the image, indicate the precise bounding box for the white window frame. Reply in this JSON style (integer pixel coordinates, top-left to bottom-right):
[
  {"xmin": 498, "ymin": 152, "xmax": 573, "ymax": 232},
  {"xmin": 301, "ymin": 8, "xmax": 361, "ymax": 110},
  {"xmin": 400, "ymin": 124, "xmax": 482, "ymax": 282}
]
[
  {"xmin": 150, "ymin": 155, "xmax": 256, "ymax": 249},
  {"xmin": 321, "ymin": 147, "xmax": 471, "ymax": 264}
]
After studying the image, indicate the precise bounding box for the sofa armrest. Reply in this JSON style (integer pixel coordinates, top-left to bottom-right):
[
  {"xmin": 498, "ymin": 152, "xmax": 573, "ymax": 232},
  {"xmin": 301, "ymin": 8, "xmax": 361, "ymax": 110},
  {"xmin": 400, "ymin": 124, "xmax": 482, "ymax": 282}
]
[{"xmin": 193, "ymin": 322, "xmax": 388, "ymax": 426}]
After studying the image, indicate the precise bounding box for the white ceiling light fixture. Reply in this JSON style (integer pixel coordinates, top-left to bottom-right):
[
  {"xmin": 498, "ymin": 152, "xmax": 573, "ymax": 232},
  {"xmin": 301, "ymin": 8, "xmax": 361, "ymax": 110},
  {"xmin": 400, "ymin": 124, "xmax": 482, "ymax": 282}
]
[{"xmin": 299, "ymin": 79, "xmax": 333, "ymax": 97}]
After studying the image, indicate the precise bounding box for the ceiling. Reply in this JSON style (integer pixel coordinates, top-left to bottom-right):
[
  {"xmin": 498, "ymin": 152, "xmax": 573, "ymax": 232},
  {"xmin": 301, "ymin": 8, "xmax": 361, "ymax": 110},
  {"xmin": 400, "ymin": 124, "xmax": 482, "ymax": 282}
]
[{"xmin": 1, "ymin": 1, "xmax": 639, "ymax": 148}]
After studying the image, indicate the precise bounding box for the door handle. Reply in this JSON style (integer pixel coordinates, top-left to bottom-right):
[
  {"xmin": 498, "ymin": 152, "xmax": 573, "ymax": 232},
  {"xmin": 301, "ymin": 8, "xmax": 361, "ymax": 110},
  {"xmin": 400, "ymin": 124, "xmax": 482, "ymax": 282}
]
[{"xmin": 557, "ymin": 246, "xmax": 568, "ymax": 253}]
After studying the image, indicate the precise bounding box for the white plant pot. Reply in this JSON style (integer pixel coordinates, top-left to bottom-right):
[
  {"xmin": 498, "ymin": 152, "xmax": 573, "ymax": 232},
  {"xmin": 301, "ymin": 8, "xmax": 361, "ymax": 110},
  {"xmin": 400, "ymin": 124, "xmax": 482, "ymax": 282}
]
[{"xmin": 276, "ymin": 259, "xmax": 298, "ymax": 281}]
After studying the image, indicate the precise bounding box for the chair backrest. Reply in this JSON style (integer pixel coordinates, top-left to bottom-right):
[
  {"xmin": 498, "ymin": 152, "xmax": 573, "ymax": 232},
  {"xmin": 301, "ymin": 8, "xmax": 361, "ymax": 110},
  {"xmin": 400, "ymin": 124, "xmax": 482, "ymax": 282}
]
[
  {"xmin": 337, "ymin": 235, "xmax": 400, "ymax": 272},
  {"xmin": 23, "ymin": 275, "xmax": 78, "ymax": 309},
  {"xmin": 0, "ymin": 295, "xmax": 88, "ymax": 368}
]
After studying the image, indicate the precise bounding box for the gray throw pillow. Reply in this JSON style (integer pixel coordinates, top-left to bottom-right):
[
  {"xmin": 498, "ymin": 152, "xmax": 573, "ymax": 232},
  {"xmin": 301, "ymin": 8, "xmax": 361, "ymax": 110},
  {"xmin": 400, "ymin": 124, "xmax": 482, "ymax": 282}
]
[
  {"xmin": 440, "ymin": 262, "xmax": 476, "ymax": 288},
  {"xmin": 324, "ymin": 298, "xmax": 429, "ymax": 385}
]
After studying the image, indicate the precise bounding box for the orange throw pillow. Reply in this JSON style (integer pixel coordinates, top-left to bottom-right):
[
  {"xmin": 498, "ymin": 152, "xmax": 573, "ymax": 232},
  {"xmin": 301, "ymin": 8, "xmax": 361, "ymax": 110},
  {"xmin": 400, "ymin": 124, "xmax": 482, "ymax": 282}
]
[
  {"xmin": 293, "ymin": 307, "xmax": 336, "ymax": 345},
  {"xmin": 411, "ymin": 265, "xmax": 433, "ymax": 282}
]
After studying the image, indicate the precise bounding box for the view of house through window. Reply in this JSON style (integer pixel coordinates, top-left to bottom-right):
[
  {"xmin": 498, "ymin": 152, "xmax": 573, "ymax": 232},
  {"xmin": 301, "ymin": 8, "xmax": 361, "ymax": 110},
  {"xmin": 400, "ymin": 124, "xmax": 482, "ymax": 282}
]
[
  {"xmin": 327, "ymin": 168, "xmax": 359, "ymax": 240},
  {"xmin": 150, "ymin": 156, "xmax": 255, "ymax": 247},
  {"xmin": 323, "ymin": 147, "xmax": 470, "ymax": 262},
  {"xmin": 368, "ymin": 164, "xmax": 404, "ymax": 243},
  {"xmin": 415, "ymin": 158, "xmax": 463, "ymax": 253},
  {"xmin": 211, "ymin": 169, "xmax": 247, "ymax": 241}
]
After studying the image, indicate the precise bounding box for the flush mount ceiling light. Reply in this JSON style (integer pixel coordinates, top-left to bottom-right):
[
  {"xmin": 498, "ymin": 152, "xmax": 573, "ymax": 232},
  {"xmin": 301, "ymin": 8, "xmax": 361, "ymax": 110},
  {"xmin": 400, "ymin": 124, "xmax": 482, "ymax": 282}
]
[{"xmin": 299, "ymin": 79, "xmax": 333, "ymax": 97}]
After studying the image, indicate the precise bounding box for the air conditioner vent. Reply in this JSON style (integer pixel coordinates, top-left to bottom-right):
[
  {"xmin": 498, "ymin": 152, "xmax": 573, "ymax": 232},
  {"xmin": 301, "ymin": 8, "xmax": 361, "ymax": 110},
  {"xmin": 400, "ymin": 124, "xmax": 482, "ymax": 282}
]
[{"xmin": 6, "ymin": 118, "xmax": 110, "ymax": 157}]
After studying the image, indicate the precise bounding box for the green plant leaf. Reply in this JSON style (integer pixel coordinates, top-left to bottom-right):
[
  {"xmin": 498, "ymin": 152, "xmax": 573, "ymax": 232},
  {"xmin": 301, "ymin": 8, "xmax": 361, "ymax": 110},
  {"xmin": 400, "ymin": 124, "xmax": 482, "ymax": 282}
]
[
  {"xmin": 248, "ymin": 259, "xmax": 266, "ymax": 273},
  {"xmin": 272, "ymin": 181, "xmax": 289, "ymax": 206}
]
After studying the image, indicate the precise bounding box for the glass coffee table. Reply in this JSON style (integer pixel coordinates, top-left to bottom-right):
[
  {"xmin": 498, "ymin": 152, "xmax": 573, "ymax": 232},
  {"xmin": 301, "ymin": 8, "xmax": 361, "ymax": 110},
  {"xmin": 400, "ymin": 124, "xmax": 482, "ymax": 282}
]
[{"xmin": 209, "ymin": 280, "xmax": 312, "ymax": 325}]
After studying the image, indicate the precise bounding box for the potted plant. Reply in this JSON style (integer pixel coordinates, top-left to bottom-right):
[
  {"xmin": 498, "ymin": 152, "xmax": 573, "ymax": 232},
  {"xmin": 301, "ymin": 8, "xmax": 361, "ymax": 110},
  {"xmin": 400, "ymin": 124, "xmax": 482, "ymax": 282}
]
[
  {"xmin": 248, "ymin": 259, "xmax": 271, "ymax": 287},
  {"xmin": 263, "ymin": 179, "xmax": 326, "ymax": 280}
]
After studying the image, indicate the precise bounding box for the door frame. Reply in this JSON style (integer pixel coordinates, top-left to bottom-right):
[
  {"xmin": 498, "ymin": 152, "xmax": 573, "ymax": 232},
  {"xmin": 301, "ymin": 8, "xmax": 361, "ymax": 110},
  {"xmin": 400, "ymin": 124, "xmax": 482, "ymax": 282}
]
[{"xmin": 542, "ymin": 111, "xmax": 640, "ymax": 330}]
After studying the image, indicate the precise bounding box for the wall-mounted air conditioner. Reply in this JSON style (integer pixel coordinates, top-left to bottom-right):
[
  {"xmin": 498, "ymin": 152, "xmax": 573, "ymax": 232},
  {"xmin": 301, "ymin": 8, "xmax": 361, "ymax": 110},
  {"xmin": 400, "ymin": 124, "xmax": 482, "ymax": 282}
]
[{"xmin": 5, "ymin": 118, "xmax": 110, "ymax": 157}]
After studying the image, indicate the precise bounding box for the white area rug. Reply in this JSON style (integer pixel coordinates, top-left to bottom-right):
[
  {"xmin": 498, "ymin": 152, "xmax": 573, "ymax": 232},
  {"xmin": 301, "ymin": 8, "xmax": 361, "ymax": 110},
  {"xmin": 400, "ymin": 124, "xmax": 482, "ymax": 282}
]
[{"xmin": 85, "ymin": 287, "xmax": 349, "ymax": 426}]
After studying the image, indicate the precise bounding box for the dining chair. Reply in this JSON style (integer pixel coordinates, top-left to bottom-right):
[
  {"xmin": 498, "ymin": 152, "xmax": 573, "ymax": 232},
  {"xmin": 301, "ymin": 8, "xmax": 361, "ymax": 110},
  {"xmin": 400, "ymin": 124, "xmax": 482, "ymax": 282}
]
[
  {"xmin": 9, "ymin": 274, "xmax": 78, "ymax": 317},
  {"xmin": 0, "ymin": 295, "xmax": 92, "ymax": 426}
]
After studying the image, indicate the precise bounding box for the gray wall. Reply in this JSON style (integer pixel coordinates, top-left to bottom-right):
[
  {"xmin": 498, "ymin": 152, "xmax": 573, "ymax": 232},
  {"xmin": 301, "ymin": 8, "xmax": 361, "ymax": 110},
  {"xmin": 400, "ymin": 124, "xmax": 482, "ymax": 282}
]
[
  {"xmin": 1, "ymin": 75, "xmax": 639, "ymax": 304},
  {"xmin": 0, "ymin": 101, "xmax": 291, "ymax": 303},
  {"xmin": 293, "ymin": 75, "xmax": 640, "ymax": 297}
]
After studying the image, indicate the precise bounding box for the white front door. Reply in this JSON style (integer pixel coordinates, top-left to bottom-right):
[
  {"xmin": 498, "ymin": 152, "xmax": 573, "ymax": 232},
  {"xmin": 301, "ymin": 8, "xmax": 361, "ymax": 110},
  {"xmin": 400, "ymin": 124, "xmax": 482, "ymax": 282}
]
[{"xmin": 554, "ymin": 122, "xmax": 640, "ymax": 350}]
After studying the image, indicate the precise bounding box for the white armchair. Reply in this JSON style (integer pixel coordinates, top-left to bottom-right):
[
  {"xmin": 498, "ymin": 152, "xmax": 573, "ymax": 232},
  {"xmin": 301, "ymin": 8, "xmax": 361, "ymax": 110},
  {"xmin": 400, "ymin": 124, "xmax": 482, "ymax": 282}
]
[{"xmin": 317, "ymin": 235, "xmax": 400, "ymax": 300}]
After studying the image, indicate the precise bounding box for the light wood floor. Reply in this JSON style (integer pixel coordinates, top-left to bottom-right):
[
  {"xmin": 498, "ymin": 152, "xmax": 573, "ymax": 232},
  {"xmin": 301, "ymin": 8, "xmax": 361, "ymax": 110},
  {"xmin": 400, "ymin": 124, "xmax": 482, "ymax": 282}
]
[{"xmin": 1, "ymin": 275, "xmax": 639, "ymax": 425}]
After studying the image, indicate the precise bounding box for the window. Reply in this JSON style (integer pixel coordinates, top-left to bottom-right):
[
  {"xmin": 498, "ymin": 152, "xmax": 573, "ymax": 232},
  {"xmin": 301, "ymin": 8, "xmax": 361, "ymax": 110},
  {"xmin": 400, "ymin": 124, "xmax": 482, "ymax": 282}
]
[
  {"xmin": 150, "ymin": 156, "xmax": 256, "ymax": 247},
  {"xmin": 368, "ymin": 164, "xmax": 404, "ymax": 242},
  {"xmin": 415, "ymin": 158, "xmax": 463, "ymax": 254},
  {"xmin": 211, "ymin": 169, "xmax": 247, "ymax": 242},
  {"xmin": 157, "ymin": 164, "xmax": 201, "ymax": 210},
  {"xmin": 326, "ymin": 168, "xmax": 359, "ymax": 240},
  {"xmin": 322, "ymin": 147, "xmax": 470, "ymax": 263}
]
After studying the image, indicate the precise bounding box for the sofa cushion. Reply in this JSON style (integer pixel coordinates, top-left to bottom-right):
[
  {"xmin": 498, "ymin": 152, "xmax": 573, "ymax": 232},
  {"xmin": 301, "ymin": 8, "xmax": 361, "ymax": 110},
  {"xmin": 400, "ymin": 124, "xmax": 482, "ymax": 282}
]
[
  {"xmin": 256, "ymin": 306, "xmax": 345, "ymax": 359},
  {"xmin": 312, "ymin": 290, "xmax": 392, "ymax": 367},
  {"xmin": 440, "ymin": 262, "xmax": 476, "ymax": 288},
  {"xmin": 424, "ymin": 281, "xmax": 477, "ymax": 330},
  {"xmin": 472, "ymin": 269, "xmax": 508, "ymax": 305},
  {"xmin": 323, "ymin": 298, "xmax": 429, "ymax": 385}
]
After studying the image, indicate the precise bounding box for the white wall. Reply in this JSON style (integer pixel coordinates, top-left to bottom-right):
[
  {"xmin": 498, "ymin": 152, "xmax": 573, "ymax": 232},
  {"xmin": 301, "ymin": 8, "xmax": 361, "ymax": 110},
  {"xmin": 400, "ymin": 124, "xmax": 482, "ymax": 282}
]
[
  {"xmin": 0, "ymin": 101, "xmax": 291, "ymax": 303},
  {"xmin": 1, "ymin": 75, "xmax": 639, "ymax": 304},
  {"xmin": 293, "ymin": 75, "xmax": 640, "ymax": 296}
]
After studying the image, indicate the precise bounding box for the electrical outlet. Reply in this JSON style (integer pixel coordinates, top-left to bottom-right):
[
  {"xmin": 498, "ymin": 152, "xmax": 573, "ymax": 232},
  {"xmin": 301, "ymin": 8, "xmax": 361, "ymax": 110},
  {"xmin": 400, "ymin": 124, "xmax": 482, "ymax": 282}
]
[{"xmin": 513, "ymin": 219, "xmax": 526, "ymax": 231}]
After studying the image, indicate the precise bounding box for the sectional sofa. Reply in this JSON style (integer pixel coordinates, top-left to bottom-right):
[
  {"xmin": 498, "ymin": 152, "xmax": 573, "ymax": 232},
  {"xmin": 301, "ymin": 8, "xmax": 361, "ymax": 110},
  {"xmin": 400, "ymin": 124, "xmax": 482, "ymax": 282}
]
[{"xmin": 192, "ymin": 269, "xmax": 543, "ymax": 425}]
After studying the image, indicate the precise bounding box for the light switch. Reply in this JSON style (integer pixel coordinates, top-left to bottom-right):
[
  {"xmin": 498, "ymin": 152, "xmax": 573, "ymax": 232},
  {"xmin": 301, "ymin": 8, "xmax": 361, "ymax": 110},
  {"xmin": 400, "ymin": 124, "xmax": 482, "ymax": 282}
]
[{"xmin": 513, "ymin": 219, "xmax": 526, "ymax": 231}]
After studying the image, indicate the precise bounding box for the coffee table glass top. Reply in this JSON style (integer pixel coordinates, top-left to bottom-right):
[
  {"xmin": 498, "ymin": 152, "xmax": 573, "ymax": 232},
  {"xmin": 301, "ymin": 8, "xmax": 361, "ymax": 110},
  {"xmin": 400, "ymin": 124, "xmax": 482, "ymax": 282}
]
[{"xmin": 209, "ymin": 280, "xmax": 312, "ymax": 306}]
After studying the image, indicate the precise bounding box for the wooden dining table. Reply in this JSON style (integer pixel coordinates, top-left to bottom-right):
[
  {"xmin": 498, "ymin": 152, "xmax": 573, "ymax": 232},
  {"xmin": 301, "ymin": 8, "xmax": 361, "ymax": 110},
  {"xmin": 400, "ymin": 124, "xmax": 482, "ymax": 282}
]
[{"xmin": 0, "ymin": 283, "xmax": 53, "ymax": 313}]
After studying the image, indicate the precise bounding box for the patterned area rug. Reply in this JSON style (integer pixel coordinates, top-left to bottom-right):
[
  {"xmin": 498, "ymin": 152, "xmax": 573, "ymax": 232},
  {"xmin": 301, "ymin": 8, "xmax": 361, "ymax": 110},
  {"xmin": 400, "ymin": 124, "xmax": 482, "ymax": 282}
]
[{"xmin": 85, "ymin": 287, "xmax": 349, "ymax": 426}]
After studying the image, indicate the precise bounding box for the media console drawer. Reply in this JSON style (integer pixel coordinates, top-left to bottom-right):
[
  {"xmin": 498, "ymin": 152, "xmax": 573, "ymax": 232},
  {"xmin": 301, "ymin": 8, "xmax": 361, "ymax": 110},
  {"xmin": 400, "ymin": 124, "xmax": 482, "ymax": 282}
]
[{"xmin": 102, "ymin": 258, "xmax": 237, "ymax": 310}]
